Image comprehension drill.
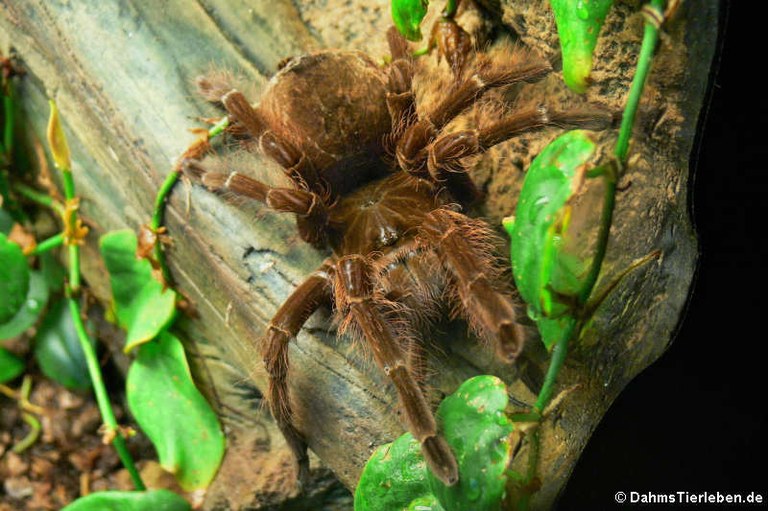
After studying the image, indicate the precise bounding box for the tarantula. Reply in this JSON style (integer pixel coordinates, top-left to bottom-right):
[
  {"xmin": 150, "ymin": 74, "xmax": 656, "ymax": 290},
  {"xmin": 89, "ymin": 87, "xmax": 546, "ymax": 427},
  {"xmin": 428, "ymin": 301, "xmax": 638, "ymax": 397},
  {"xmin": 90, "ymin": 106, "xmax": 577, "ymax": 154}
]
[{"xmin": 185, "ymin": 27, "xmax": 609, "ymax": 486}]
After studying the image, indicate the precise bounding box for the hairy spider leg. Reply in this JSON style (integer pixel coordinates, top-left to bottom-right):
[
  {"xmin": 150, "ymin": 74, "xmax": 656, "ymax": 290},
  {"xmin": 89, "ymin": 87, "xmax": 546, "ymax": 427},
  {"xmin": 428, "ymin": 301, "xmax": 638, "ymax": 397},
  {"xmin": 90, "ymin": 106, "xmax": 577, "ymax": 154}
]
[
  {"xmin": 182, "ymin": 159, "xmax": 329, "ymax": 246},
  {"xmin": 419, "ymin": 208, "xmax": 525, "ymax": 361},
  {"xmin": 262, "ymin": 261, "xmax": 334, "ymax": 487},
  {"xmin": 385, "ymin": 27, "xmax": 418, "ymax": 155},
  {"xmin": 219, "ymin": 90, "xmax": 333, "ymax": 246},
  {"xmin": 220, "ymin": 91, "xmax": 322, "ymax": 189},
  {"xmin": 395, "ymin": 53, "xmax": 553, "ymax": 181},
  {"xmin": 195, "ymin": 80, "xmax": 333, "ymax": 245},
  {"xmin": 387, "ymin": 25, "xmax": 414, "ymax": 70},
  {"xmin": 335, "ymin": 255, "xmax": 459, "ymax": 486},
  {"xmin": 425, "ymin": 106, "xmax": 616, "ymax": 203}
]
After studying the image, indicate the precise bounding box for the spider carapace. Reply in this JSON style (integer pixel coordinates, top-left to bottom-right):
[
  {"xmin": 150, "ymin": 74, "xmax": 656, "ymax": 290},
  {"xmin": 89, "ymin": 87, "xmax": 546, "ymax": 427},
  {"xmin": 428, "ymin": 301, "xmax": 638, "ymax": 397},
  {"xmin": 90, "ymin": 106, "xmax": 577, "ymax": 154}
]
[{"xmin": 186, "ymin": 27, "xmax": 610, "ymax": 486}]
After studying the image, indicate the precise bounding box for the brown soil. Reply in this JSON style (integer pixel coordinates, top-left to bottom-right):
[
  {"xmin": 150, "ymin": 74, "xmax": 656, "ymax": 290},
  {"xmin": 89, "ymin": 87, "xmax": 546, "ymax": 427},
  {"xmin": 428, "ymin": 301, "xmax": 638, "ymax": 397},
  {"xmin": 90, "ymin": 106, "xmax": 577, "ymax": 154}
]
[
  {"xmin": 1, "ymin": 368, "xmax": 351, "ymax": 510},
  {"xmin": 0, "ymin": 376, "xmax": 159, "ymax": 510}
]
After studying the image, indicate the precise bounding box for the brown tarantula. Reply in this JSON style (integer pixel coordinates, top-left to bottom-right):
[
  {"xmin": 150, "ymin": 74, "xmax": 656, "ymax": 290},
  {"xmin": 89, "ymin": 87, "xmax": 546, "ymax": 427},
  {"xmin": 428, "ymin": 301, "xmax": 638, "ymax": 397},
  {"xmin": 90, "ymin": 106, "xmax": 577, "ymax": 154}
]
[{"xmin": 185, "ymin": 27, "xmax": 609, "ymax": 486}]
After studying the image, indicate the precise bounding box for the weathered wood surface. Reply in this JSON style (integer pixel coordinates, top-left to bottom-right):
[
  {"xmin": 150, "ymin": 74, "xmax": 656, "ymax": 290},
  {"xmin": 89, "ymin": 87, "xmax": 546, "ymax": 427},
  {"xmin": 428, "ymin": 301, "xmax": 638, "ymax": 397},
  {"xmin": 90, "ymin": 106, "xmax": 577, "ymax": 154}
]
[{"xmin": 0, "ymin": 0, "xmax": 716, "ymax": 509}]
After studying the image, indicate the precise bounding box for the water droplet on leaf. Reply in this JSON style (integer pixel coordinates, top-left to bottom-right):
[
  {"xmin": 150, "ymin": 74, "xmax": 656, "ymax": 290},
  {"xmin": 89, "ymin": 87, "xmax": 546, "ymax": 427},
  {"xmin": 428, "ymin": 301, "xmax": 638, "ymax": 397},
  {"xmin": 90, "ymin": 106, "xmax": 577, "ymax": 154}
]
[{"xmin": 466, "ymin": 478, "xmax": 481, "ymax": 500}]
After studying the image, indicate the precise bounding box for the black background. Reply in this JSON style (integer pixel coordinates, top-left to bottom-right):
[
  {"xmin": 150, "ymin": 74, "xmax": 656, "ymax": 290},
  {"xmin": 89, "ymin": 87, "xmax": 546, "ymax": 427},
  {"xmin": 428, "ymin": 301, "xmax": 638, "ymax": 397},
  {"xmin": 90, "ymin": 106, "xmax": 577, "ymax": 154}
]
[{"xmin": 559, "ymin": 2, "xmax": 767, "ymax": 509}]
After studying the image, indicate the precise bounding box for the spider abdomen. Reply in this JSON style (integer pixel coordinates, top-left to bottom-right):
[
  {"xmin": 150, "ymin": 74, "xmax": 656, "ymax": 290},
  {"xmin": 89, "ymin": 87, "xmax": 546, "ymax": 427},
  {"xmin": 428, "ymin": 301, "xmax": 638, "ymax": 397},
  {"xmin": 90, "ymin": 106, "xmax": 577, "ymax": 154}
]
[{"xmin": 259, "ymin": 51, "xmax": 392, "ymax": 179}]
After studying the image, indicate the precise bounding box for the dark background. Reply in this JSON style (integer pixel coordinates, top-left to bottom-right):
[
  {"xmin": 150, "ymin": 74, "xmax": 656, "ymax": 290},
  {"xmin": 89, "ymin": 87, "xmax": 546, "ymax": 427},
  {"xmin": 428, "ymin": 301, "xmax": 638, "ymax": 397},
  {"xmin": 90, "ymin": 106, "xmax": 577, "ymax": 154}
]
[{"xmin": 559, "ymin": 2, "xmax": 767, "ymax": 508}]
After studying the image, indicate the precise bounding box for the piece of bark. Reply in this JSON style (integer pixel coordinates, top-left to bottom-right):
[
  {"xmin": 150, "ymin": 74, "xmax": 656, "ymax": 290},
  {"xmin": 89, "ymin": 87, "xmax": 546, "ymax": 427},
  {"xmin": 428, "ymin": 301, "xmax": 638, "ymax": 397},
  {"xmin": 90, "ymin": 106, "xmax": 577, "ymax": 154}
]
[{"xmin": 0, "ymin": 0, "xmax": 717, "ymax": 509}]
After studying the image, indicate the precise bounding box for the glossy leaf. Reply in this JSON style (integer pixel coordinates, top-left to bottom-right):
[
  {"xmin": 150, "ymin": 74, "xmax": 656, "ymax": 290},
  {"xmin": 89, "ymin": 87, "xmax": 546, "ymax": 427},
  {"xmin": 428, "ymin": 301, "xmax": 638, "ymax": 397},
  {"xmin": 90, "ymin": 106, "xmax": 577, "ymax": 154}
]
[
  {"xmin": 60, "ymin": 489, "xmax": 191, "ymax": 511},
  {"xmin": 536, "ymin": 314, "xmax": 579, "ymax": 353},
  {"xmin": 551, "ymin": 0, "xmax": 614, "ymax": 93},
  {"xmin": 355, "ymin": 376, "xmax": 514, "ymax": 511},
  {"xmin": 505, "ymin": 131, "xmax": 596, "ymax": 317},
  {"xmin": 0, "ymin": 270, "xmax": 49, "ymax": 341},
  {"xmin": 34, "ymin": 299, "xmax": 93, "ymax": 391},
  {"xmin": 505, "ymin": 131, "xmax": 614, "ymax": 349},
  {"xmin": 100, "ymin": 230, "xmax": 177, "ymax": 352},
  {"xmin": 0, "ymin": 231, "xmax": 30, "ymax": 325},
  {"xmin": 392, "ymin": 0, "xmax": 429, "ymax": 41},
  {"xmin": 126, "ymin": 331, "xmax": 225, "ymax": 491},
  {"xmin": 408, "ymin": 495, "xmax": 446, "ymax": 511},
  {"xmin": 427, "ymin": 376, "xmax": 514, "ymax": 511},
  {"xmin": 0, "ymin": 346, "xmax": 25, "ymax": 383},
  {"xmin": 354, "ymin": 433, "xmax": 434, "ymax": 511}
]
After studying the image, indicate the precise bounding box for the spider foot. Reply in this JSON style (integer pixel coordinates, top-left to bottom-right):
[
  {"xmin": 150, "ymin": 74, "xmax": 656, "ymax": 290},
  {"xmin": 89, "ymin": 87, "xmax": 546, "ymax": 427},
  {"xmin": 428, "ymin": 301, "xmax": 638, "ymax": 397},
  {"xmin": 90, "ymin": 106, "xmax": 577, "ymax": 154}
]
[
  {"xmin": 295, "ymin": 451, "xmax": 310, "ymax": 492},
  {"xmin": 423, "ymin": 435, "xmax": 459, "ymax": 486},
  {"xmin": 497, "ymin": 320, "xmax": 525, "ymax": 362}
]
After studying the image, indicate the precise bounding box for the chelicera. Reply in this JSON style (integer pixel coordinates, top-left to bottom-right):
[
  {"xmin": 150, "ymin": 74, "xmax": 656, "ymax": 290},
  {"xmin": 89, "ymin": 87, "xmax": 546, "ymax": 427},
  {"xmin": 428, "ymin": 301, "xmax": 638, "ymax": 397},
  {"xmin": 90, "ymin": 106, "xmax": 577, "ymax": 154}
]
[{"xmin": 185, "ymin": 27, "xmax": 609, "ymax": 486}]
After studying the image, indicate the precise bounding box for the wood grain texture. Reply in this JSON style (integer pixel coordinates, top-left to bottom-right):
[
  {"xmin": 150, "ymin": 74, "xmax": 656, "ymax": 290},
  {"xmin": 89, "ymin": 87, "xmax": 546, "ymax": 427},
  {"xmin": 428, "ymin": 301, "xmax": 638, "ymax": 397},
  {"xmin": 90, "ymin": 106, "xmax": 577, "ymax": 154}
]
[{"xmin": 0, "ymin": 1, "xmax": 717, "ymax": 509}]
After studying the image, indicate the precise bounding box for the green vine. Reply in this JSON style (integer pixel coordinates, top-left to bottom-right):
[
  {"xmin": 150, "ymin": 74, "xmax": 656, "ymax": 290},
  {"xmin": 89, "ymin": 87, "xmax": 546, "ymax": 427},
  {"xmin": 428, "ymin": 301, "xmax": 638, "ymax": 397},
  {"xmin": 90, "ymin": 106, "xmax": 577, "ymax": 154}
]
[
  {"xmin": 149, "ymin": 116, "xmax": 229, "ymax": 285},
  {"xmin": 614, "ymin": 0, "xmax": 666, "ymax": 164},
  {"xmin": 47, "ymin": 99, "xmax": 146, "ymax": 491},
  {"xmin": 2, "ymin": 50, "xmax": 225, "ymax": 511},
  {"xmin": 500, "ymin": 0, "xmax": 669, "ymax": 504},
  {"xmin": 531, "ymin": 0, "xmax": 667, "ymax": 416}
]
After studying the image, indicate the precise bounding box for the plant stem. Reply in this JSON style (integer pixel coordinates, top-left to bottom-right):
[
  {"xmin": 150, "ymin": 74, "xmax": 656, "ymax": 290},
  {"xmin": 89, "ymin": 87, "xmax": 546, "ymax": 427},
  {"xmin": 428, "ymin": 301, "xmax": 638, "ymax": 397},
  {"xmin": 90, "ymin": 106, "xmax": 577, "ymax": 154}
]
[
  {"xmin": 150, "ymin": 116, "xmax": 230, "ymax": 284},
  {"xmin": 3, "ymin": 92, "xmax": 14, "ymax": 160},
  {"xmin": 61, "ymin": 172, "xmax": 82, "ymax": 293},
  {"xmin": 66, "ymin": 298, "xmax": 146, "ymax": 490},
  {"xmin": 13, "ymin": 183, "xmax": 65, "ymax": 216},
  {"xmin": 0, "ymin": 383, "xmax": 45, "ymax": 415},
  {"xmin": 577, "ymin": 163, "xmax": 617, "ymax": 305},
  {"xmin": 30, "ymin": 232, "xmax": 64, "ymax": 255},
  {"xmin": 582, "ymin": 249, "xmax": 661, "ymax": 320},
  {"xmin": 8, "ymin": 377, "xmax": 42, "ymax": 453},
  {"xmin": 536, "ymin": 0, "xmax": 666, "ymax": 413},
  {"xmin": 150, "ymin": 170, "xmax": 179, "ymax": 284},
  {"xmin": 614, "ymin": 0, "xmax": 665, "ymax": 164},
  {"xmin": 442, "ymin": 0, "xmax": 458, "ymax": 18},
  {"xmin": 533, "ymin": 319, "xmax": 577, "ymax": 414},
  {"xmin": 49, "ymin": 107, "xmax": 145, "ymax": 487},
  {"xmin": 207, "ymin": 116, "xmax": 230, "ymax": 139},
  {"xmin": 13, "ymin": 413, "xmax": 41, "ymax": 454},
  {"xmin": 1, "ymin": 63, "xmax": 26, "ymax": 222}
]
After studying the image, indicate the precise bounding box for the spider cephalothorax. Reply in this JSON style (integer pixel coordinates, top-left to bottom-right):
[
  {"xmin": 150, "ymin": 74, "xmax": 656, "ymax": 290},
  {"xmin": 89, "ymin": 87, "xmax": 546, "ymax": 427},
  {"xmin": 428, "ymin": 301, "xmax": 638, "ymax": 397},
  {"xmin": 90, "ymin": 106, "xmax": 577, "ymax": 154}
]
[{"xmin": 186, "ymin": 27, "xmax": 609, "ymax": 486}]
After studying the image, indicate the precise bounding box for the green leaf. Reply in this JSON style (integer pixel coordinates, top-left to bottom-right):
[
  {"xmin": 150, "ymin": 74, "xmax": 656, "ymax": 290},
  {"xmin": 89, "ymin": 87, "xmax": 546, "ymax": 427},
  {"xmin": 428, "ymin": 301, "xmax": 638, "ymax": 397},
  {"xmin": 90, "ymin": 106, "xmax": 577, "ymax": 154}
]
[
  {"xmin": 505, "ymin": 131, "xmax": 597, "ymax": 318},
  {"xmin": 408, "ymin": 495, "xmax": 446, "ymax": 511},
  {"xmin": 535, "ymin": 314, "xmax": 579, "ymax": 354},
  {"xmin": 100, "ymin": 230, "xmax": 177, "ymax": 352},
  {"xmin": 34, "ymin": 299, "xmax": 93, "ymax": 391},
  {"xmin": 551, "ymin": 0, "xmax": 614, "ymax": 93},
  {"xmin": 392, "ymin": 0, "xmax": 429, "ymax": 41},
  {"xmin": 0, "ymin": 270, "xmax": 49, "ymax": 341},
  {"xmin": 354, "ymin": 433, "xmax": 434, "ymax": 511},
  {"xmin": 0, "ymin": 231, "xmax": 30, "ymax": 325},
  {"xmin": 0, "ymin": 346, "xmax": 25, "ymax": 384},
  {"xmin": 355, "ymin": 376, "xmax": 514, "ymax": 511},
  {"xmin": 505, "ymin": 131, "xmax": 613, "ymax": 349},
  {"xmin": 40, "ymin": 251, "xmax": 66, "ymax": 291},
  {"xmin": 60, "ymin": 489, "xmax": 191, "ymax": 511},
  {"xmin": 427, "ymin": 376, "xmax": 514, "ymax": 511},
  {"xmin": 127, "ymin": 331, "xmax": 225, "ymax": 491}
]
